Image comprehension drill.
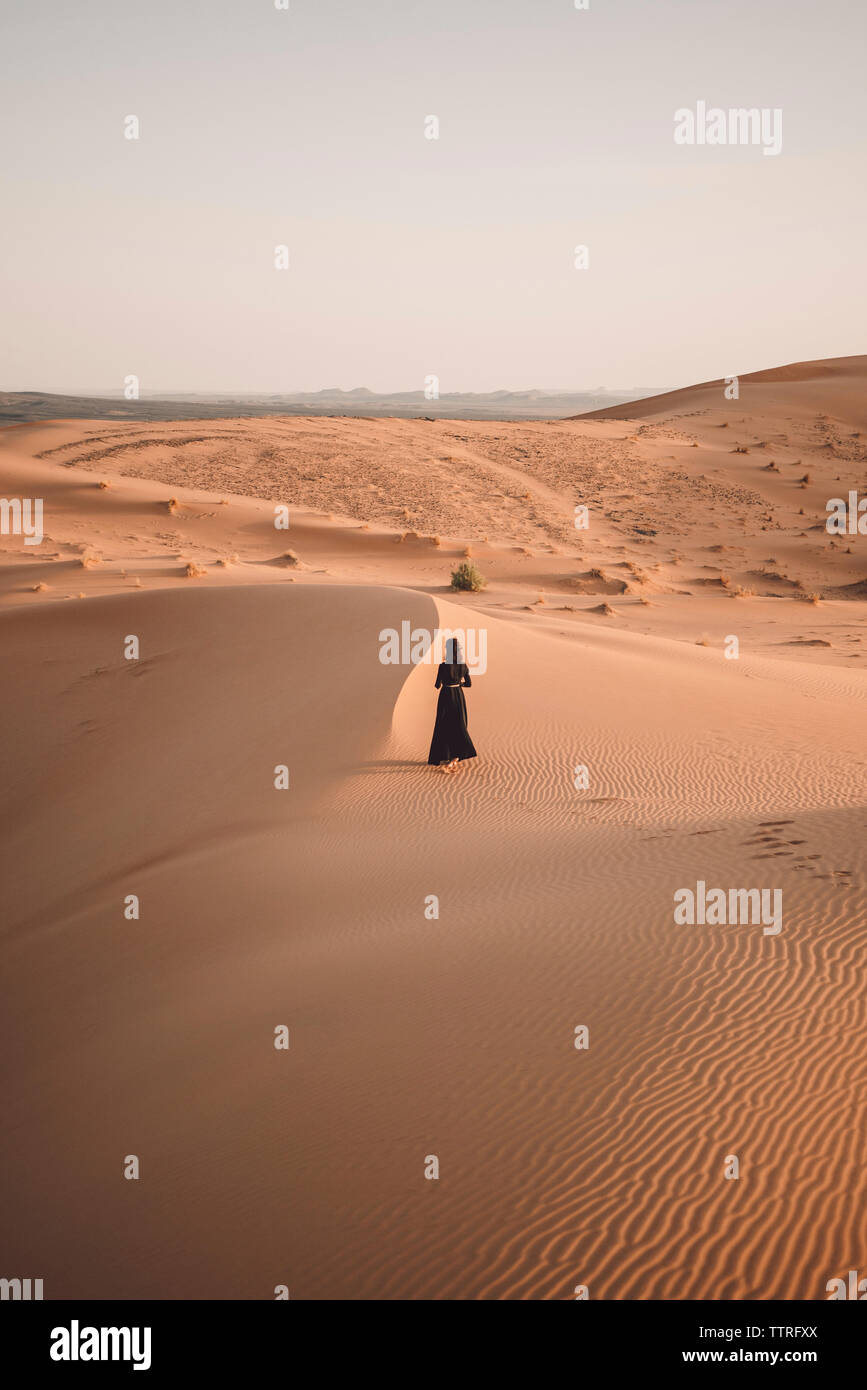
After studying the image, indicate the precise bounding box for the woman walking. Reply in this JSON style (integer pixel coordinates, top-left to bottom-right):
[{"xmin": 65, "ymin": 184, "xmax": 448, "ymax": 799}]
[{"xmin": 428, "ymin": 637, "xmax": 477, "ymax": 771}]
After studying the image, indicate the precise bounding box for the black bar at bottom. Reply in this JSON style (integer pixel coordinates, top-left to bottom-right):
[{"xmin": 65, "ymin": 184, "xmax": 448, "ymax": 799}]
[{"xmin": 1, "ymin": 1299, "xmax": 861, "ymax": 1376}]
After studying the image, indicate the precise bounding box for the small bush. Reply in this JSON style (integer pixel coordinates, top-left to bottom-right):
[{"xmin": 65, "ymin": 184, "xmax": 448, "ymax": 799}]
[{"xmin": 450, "ymin": 561, "xmax": 486, "ymax": 592}]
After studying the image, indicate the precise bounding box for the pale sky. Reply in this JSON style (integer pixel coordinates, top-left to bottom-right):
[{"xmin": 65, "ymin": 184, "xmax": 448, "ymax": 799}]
[{"xmin": 1, "ymin": 0, "xmax": 864, "ymax": 394}]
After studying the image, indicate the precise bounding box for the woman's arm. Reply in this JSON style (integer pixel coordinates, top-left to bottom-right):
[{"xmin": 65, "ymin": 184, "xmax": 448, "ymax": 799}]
[
  {"xmin": 435, "ymin": 664, "xmax": 442, "ymax": 689},
  {"xmin": 462, "ymin": 667, "xmax": 472, "ymax": 687}
]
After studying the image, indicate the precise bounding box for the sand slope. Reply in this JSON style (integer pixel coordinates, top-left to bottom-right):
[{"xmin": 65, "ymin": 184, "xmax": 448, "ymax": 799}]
[
  {"xmin": 0, "ymin": 360, "xmax": 865, "ymax": 1299},
  {"xmin": 579, "ymin": 354, "xmax": 867, "ymax": 424}
]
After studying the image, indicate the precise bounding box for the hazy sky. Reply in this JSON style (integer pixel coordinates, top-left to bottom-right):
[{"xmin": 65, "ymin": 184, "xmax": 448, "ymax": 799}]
[{"xmin": 2, "ymin": 0, "xmax": 865, "ymax": 393}]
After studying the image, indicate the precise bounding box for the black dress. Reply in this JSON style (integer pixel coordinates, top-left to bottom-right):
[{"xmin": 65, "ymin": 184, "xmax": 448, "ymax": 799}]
[{"xmin": 427, "ymin": 662, "xmax": 477, "ymax": 765}]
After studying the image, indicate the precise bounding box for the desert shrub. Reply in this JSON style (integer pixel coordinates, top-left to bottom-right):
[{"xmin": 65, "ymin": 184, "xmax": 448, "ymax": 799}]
[{"xmin": 450, "ymin": 561, "xmax": 486, "ymax": 592}]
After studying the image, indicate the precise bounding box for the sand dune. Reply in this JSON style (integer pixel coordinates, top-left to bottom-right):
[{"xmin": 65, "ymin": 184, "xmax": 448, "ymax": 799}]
[
  {"xmin": 0, "ymin": 358, "xmax": 865, "ymax": 1299},
  {"xmin": 579, "ymin": 353, "xmax": 867, "ymax": 423}
]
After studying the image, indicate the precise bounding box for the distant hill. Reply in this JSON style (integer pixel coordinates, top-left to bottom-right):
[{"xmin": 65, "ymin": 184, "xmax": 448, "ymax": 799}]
[{"xmin": 0, "ymin": 385, "xmax": 663, "ymax": 425}]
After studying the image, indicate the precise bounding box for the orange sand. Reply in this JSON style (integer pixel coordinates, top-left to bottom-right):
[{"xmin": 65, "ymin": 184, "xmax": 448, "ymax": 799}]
[{"xmin": 1, "ymin": 357, "xmax": 864, "ymax": 1299}]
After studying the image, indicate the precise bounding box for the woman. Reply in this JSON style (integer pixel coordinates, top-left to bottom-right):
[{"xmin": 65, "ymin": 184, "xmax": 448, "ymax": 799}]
[{"xmin": 428, "ymin": 638, "xmax": 477, "ymax": 771}]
